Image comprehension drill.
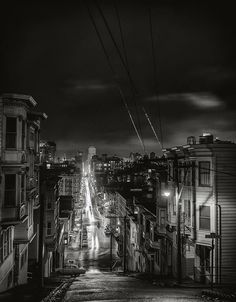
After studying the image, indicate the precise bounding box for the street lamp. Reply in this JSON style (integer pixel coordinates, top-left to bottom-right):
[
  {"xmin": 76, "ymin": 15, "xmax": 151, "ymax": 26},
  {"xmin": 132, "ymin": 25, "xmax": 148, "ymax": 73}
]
[{"xmin": 162, "ymin": 191, "xmax": 170, "ymax": 197}]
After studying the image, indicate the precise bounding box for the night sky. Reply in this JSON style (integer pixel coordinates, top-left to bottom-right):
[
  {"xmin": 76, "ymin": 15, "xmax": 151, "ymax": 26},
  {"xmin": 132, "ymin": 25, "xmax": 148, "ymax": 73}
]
[{"xmin": 1, "ymin": 1, "xmax": 236, "ymax": 157}]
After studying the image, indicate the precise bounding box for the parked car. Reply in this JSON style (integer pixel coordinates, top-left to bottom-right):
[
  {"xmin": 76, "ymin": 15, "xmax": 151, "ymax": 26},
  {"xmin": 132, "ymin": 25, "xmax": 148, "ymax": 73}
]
[
  {"xmin": 55, "ymin": 264, "xmax": 86, "ymax": 276},
  {"xmin": 66, "ymin": 259, "xmax": 76, "ymax": 265}
]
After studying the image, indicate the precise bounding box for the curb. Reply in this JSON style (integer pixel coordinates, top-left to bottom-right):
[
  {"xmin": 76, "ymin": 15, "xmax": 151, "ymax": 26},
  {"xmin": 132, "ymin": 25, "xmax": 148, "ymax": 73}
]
[
  {"xmin": 202, "ymin": 289, "xmax": 236, "ymax": 301},
  {"xmin": 41, "ymin": 278, "xmax": 74, "ymax": 302}
]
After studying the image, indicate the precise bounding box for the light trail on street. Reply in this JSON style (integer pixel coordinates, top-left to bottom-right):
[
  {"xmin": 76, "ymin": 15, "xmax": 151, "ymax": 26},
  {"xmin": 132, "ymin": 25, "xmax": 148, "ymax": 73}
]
[{"xmin": 65, "ymin": 173, "xmax": 118, "ymax": 273}]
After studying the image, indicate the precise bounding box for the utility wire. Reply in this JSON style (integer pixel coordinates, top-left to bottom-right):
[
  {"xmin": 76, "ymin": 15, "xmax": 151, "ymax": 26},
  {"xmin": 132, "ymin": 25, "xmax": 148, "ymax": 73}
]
[
  {"xmin": 147, "ymin": 4, "xmax": 164, "ymax": 150},
  {"xmin": 92, "ymin": 0, "xmax": 146, "ymax": 153},
  {"xmin": 84, "ymin": 1, "xmax": 146, "ymax": 153},
  {"xmin": 112, "ymin": 0, "xmax": 145, "ymax": 153},
  {"xmin": 142, "ymin": 107, "xmax": 162, "ymax": 148},
  {"xmin": 113, "ymin": 0, "xmax": 129, "ymax": 69},
  {"xmin": 93, "ymin": 0, "xmax": 137, "ymax": 95}
]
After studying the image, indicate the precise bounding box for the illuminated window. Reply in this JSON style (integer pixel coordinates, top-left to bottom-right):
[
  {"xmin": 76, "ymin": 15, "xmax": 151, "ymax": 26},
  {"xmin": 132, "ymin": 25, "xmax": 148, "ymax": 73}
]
[{"xmin": 199, "ymin": 161, "xmax": 210, "ymax": 186}]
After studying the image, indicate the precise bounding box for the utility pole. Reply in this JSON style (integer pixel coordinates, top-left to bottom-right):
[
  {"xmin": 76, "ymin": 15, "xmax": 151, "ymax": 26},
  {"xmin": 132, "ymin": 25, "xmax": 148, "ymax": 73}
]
[
  {"xmin": 38, "ymin": 180, "xmax": 45, "ymax": 289},
  {"xmin": 80, "ymin": 209, "xmax": 83, "ymax": 249},
  {"xmin": 174, "ymin": 155, "xmax": 182, "ymax": 283},
  {"xmin": 123, "ymin": 215, "xmax": 127, "ymax": 273},
  {"xmin": 106, "ymin": 214, "xmax": 128, "ymax": 274},
  {"xmin": 110, "ymin": 232, "xmax": 113, "ymax": 271}
]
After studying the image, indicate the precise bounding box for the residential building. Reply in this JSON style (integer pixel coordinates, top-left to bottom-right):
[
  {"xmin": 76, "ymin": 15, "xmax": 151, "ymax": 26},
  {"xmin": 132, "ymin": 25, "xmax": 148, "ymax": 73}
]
[
  {"xmin": 39, "ymin": 166, "xmax": 64, "ymax": 278},
  {"xmin": 163, "ymin": 133, "xmax": 236, "ymax": 284},
  {"xmin": 0, "ymin": 93, "xmax": 46, "ymax": 292}
]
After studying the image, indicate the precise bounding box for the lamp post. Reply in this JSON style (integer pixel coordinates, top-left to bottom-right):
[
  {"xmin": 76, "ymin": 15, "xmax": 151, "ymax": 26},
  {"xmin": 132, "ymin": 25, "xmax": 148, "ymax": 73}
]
[{"xmin": 106, "ymin": 215, "xmax": 128, "ymax": 273}]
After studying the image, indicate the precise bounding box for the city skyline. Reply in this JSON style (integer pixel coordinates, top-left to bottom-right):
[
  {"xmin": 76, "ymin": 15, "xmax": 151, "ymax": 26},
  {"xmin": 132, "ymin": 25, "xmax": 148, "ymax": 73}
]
[{"xmin": 1, "ymin": 1, "xmax": 236, "ymax": 156}]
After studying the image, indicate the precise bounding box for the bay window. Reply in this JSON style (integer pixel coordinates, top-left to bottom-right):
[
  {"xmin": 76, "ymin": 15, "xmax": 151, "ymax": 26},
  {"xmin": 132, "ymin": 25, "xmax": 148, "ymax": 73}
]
[{"xmin": 6, "ymin": 117, "xmax": 17, "ymax": 149}]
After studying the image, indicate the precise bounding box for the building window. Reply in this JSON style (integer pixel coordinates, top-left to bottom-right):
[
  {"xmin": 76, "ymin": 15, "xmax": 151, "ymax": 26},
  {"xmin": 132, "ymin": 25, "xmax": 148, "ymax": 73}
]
[
  {"xmin": 184, "ymin": 200, "xmax": 191, "ymax": 225},
  {"xmin": 199, "ymin": 205, "xmax": 210, "ymax": 230},
  {"xmin": 173, "ymin": 201, "xmax": 176, "ymax": 215},
  {"xmin": 7, "ymin": 270, "xmax": 13, "ymax": 288},
  {"xmin": 199, "ymin": 161, "xmax": 210, "ymax": 186},
  {"xmin": 0, "ymin": 228, "xmax": 13, "ymax": 263},
  {"xmin": 156, "ymin": 250, "xmax": 160, "ymax": 266},
  {"xmin": 198, "ymin": 245, "xmax": 210, "ymax": 272},
  {"xmin": 4, "ymin": 174, "xmax": 16, "ymax": 207},
  {"xmin": 6, "ymin": 117, "xmax": 17, "ymax": 149},
  {"xmin": 21, "ymin": 175, "xmax": 25, "ymax": 204},
  {"xmin": 0, "ymin": 233, "xmax": 3, "ymax": 264},
  {"xmin": 28, "ymin": 201, "xmax": 33, "ymax": 226},
  {"xmin": 47, "ymin": 222, "xmax": 52, "ymax": 235},
  {"xmin": 29, "ymin": 128, "xmax": 35, "ymax": 149},
  {"xmin": 160, "ymin": 209, "xmax": 166, "ymax": 226},
  {"xmin": 21, "ymin": 120, "xmax": 25, "ymax": 150},
  {"xmin": 20, "ymin": 249, "xmax": 27, "ymax": 269}
]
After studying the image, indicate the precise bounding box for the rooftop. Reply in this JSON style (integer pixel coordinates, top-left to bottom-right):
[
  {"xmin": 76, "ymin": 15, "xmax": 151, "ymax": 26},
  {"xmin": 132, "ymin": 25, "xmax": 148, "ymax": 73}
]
[{"xmin": 1, "ymin": 93, "xmax": 37, "ymax": 107}]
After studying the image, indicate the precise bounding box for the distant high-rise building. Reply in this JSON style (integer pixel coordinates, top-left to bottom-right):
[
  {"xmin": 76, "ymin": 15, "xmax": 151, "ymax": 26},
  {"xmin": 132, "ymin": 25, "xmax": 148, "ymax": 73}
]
[
  {"xmin": 75, "ymin": 150, "xmax": 83, "ymax": 172},
  {"xmin": 88, "ymin": 146, "xmax": 96, "ymax": 162},
  {"xmin": 40, "ymin": 141, "xmax": 56, "ymax": 163}
]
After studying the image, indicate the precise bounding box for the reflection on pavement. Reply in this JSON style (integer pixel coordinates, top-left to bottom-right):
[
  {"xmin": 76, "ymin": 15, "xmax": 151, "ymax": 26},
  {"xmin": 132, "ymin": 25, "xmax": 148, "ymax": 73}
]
[{"xmin": 65, "ymin": 175, "xmax": 118, "ymax": 273}]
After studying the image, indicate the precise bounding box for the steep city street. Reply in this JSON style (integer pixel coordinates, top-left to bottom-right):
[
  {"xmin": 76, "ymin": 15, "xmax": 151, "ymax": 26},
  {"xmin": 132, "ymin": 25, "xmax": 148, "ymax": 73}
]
[
  {"xmin": 63, "ymin": 174, "xmax": 206, "ymax": 302},
  {"xmin": 64, "ymin": 270, "xmax": 204, "ymax": 302},
  {"xmin": 65, "ymin": 175, "xmax": 119, "ymax": 272},
  {"xmin": 1, "ymin": 3, "xmax": 236, "ymax": 301}
]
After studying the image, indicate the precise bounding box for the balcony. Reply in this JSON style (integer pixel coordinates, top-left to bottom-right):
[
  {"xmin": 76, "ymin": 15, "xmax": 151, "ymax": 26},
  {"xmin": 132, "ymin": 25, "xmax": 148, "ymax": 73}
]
[
  {"xmin": 2, "ymin": 150, "xmax": 27, "ymax": 164},
  {"xmin": 0, "ymin": 204, "xmax": 27, "ymax": 224},
  {"xmin": 157, "ymin": 223, "xmax": 167, "ymax": 235},
  {"xmin": 14, "ymin": 221, "xmax": 34, "ymax": 243},
  {"xmin": 149, "ymin": 237, "xmax": 160, "ymax": 249},
  {"xmin": 44, "ymin": 234, "xmax": 57, "ymax": 251}
]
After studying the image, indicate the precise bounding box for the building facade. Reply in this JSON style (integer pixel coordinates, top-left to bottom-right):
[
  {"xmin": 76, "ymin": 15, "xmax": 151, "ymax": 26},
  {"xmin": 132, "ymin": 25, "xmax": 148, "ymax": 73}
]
[
  {"xmin": 164, "ymin": 133, "xmax": 236, "ymax": 284},
  {"xmin": 0, "ymin": 94, "xmax": 46, "ymax": 292}
]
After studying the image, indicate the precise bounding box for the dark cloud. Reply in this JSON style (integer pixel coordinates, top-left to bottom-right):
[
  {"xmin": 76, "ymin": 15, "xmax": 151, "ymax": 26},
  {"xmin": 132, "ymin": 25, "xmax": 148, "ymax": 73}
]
[{"xmin": 1, "ymin": 1, "xmax": 236, "ymax": 156}]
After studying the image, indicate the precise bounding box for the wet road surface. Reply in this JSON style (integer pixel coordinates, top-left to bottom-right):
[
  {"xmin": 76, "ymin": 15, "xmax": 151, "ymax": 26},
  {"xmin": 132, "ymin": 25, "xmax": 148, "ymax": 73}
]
[
  {"xmin": 65, "ymin": 176, "xmax": 119, "ymax": 272},
  {"xmin": 64, "ymin": 271, "xmax": 205, "ymax": 302},
  {"xmin": 64, "ymin": 176, "xmax": 206, "ymax": 301}
]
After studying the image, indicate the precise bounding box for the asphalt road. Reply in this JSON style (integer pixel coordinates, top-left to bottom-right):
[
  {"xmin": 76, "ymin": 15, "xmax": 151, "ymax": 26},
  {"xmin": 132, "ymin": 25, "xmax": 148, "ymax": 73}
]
[
  {"xmin": 64, "ymin": 176, "xmax": 206, "ymax": 301},
  {"xmin": 65, "ymin": 176, "xmax": 119, "ymax": 272},
  {"xmin": 64, "ymin": 271, "xmax": 205, "ymax": 302}
]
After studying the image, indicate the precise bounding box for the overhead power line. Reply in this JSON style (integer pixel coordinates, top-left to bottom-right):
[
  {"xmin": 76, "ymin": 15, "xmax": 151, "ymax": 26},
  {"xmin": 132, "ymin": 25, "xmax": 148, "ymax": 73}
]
[
  {"xmin": 112, "ymin": 0, "xmax": 145, "ymax": 153},
  {"xmin": 93, "ymin": 0, "xmax": 137, "ymax": 95},
  {"xmin": 142, "ymin": 107, "xmax": 162, "ymax": 149},
  {"xmin": 84, "ymin": 1, "xmax": 146, "ymax": 153},
  {"xmin": 147, "ymin": 4, "xmax": 164, "ymax": 150}
]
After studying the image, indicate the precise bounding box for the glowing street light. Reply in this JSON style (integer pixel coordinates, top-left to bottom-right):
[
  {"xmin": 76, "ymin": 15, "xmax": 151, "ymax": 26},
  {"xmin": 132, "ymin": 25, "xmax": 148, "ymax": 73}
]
[{"xmin": 162, "ymin": 191, "xmax": 170, "ymax": 197}]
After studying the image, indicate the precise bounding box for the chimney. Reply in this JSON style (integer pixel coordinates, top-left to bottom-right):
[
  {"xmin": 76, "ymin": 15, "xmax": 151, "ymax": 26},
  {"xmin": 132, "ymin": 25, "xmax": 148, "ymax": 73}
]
[
  {"xmin": 187, "ymin": 136, "xmax": 196, "ymax": 145},
  {"xmin": 199, "ymin": 133, "xmax": 214, "ymax": 144}
]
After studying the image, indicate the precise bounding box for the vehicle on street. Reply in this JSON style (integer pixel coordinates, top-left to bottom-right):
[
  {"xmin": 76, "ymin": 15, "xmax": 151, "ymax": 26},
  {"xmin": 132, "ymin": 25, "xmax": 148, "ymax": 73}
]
[
  {"xmin": 82, "ymin": 240, "xmax": 88, "ymax": 247},
  {"xmin": 55, "ymin": 264, "xmax": 86, "ymax": 276}
]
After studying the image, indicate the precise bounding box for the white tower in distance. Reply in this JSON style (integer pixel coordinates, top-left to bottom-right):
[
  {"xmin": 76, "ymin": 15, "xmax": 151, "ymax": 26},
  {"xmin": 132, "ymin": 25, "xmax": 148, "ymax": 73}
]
[
  {"xmin": 87, "ymin": 146, "xmax": 96, "ymax": 174},
  {"xmin": 88, "ymin": 146, "xmax": 96, "ymax": 162}
]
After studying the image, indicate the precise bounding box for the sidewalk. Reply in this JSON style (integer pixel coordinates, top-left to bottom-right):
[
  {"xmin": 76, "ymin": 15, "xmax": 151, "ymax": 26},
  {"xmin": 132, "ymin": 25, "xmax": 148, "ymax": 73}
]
[
  {"xmin": 0, "ymin": 275, "xmax": 69, "ymax": 302},
  {"xmin": 0, "ymin": 283, "xmax": 50, "ymax": 302},
  {"xmin": 120, "ymin": 272, "xmax": 206, "ymax": 288},
  {"xmin": 120, "ymin": 272, "xmax": 236, "ymax": 300}
]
